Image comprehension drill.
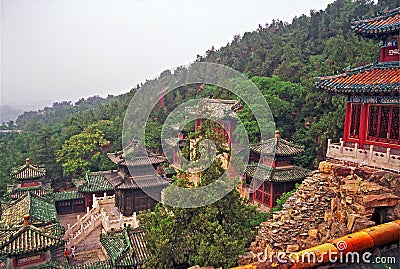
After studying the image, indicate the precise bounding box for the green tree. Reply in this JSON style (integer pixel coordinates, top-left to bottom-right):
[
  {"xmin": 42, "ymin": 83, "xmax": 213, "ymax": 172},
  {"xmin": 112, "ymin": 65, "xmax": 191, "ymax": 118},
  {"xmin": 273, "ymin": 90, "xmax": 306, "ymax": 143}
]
[
  {"xmin": 55, "ymin": 125, "xmax": 110, "ymax": 177},
  {"xmin": 139, "ymin": 160, "xmax": 266, "ymax": 268}
]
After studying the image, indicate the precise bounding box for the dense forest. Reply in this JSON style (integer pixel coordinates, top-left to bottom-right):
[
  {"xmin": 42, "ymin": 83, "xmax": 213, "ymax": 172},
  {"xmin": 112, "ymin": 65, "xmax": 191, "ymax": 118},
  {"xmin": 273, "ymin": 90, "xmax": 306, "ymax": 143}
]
[{"xmin": 0, "ymin": 0, "xmax": 397, "ymax": 195}]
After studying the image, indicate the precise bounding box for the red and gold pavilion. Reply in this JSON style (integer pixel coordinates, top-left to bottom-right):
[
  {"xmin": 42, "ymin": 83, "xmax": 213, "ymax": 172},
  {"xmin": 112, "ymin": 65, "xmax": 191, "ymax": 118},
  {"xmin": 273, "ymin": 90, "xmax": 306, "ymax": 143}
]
[{"xmin": 315, "ymin": 8, "xmax": 400, "ymax": 172}]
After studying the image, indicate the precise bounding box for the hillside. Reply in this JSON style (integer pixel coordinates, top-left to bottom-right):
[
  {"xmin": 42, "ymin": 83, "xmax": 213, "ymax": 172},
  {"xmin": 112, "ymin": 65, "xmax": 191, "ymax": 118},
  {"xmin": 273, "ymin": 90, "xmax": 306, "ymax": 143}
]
[{"xmin": 0, "ymin": 0, "xmax": 397, "ymax": 195}]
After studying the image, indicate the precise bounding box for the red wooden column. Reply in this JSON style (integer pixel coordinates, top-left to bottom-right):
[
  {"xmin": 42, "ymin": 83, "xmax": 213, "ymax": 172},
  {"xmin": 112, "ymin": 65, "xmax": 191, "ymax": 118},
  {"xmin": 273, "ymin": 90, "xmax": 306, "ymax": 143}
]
[
  {"xmin": 343, "ymin": 102, "xmax": 352, "ymax": 142},
  {"xmin": 358, "ymin": 103, "xmax": 369, "ymax": 148},
  {"xmin": 270, "ymin": 183, "xmax": 274, "ymax": 208},
  {"xmin": 85, "ymin": 194, "xmax": 89, "ymax": 209}
]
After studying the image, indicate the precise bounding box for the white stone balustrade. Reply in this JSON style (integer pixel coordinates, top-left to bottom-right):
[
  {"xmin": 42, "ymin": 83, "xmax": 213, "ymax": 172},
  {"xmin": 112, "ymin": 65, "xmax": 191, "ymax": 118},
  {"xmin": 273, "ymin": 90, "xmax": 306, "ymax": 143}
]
[
  {"xmin": 64, "ymin": 193, "xmax": 138, "ymax": 248},
  {"xmin": 327, "ymin": 139, "xmax": 400, "ymax": 172}
]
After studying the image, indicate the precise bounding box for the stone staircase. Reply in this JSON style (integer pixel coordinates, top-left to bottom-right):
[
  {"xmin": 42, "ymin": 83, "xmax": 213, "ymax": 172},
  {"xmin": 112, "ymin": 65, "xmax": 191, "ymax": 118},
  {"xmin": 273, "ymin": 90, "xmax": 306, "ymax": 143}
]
[
  {"xmin": 65, "ymin": 209, "xmax": 103, "ymax": 248},
  {"xmin": 50, "ymin": 245, "xmax": 68, "ymax": 265},
  {"xmin": 64, "ymin": 194, "xmax": 138, "ymax": 249}
]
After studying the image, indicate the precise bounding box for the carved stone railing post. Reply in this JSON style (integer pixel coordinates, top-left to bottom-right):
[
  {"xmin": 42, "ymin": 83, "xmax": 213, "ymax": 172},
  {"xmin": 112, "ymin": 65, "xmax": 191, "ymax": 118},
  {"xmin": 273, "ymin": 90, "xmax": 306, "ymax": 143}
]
[
  {"xmin": 386, "ymin": 148, "xmax": 391, "ymax": 164},
  {"xmin": 327, "ymin": 139, "xmax": 332, "ymax": 155},
  {"xmin": 339, "ymin": 139, "xmax": 344, "ymax": 154},
  {"xmin": 355, "ymin": 143, "xmax": 359, "ymax": 158},
  {"xmin": 65, "ymin": 224, "xmax": 71, "ymax": 238},
  {"xmin": 369, "ymin": 145, "xmax": 374, "ymax": 161}
]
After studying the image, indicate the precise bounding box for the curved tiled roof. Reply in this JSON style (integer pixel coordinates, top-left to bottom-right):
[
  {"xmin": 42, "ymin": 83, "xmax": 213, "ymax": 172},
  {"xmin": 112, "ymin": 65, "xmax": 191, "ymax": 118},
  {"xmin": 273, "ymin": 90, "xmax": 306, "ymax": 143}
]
[
  {"xmin": 100, "ymin": 228, "xmax": 149, "ymax": 267},
  {"xmin": 0, "ymin": 192, "xmax": 58, "ymax": 227},
  {"xmin": 54, "ymin": 191, "xmax": 85, "ymax": 201},
  {"xmin": 73, "ymin": 172, "xmax": 114, "ymax": 193},
  {"xmin": 108, "ymin": 140, "xmax": 166, "ymax": 167},
  {"xmin": 351, "ymin": 8, "xmax": 400, "ymax": 37},
  {"xmin": 250, "ymin": 138, "xmax": 305, "ymax": 157},
  {"xmin": 108, "ymin": 153, "xmax": 167, "ymax": 167},
  {"xmin": 10, "ymin": 164, "xmax": 46, "ymax": 180},
  {"xmin": 0, "ymin": 224, "xmax": 62, "ymax": 256},
  {"xmin": 104, "ymin": 172, "xmax": 168, "ymax": 190},
  {"xmin": 7, "ymin": 185, "xmax": 53, "ymax": 200},
  {"xmin": 314, "ymin": 62, "xmax": 400, "ymax": 95},
  {"xmin": 245, "ymin": 164, "xmax": 310, "ymax": 182}
]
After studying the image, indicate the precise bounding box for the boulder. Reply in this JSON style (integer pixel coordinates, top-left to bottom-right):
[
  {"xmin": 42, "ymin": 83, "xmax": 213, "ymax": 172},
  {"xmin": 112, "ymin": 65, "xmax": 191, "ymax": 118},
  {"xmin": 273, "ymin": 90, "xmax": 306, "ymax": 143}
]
[
  {"xmin": 354, "ymin": 167, "xmax": 375, "ymax": 180},
  {"xmin": 362, "ymin": 194, "xmax": 400, "ymax": 208},
  {"xmin": 333, "ymin": 165, "xmax": 352, "ymax": 177},
  {"xmin": 319, "ymin": 161, "xmax": 334, "ymax": 174},
  {"xmin": 352, "ymin": 217, "xmax": 376, "ymax": 231}
]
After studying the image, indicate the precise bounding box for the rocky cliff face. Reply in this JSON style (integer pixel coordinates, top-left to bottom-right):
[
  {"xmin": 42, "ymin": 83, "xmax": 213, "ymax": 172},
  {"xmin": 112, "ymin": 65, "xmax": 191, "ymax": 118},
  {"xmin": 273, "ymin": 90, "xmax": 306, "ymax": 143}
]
[{"xmin": 240, "ymin": 162, "xmax": 400, "ymax": 265}]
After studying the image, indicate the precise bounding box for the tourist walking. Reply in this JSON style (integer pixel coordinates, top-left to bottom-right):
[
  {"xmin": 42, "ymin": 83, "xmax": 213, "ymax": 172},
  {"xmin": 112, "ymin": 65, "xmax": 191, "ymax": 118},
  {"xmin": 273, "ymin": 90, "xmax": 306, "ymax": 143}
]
[
  {"xmin": 71, "ymin": 246, "xmax": 75, "ymax": 259},
  {"xmin": 64, "ymin": 248, "xmax": 69, "ymax": 264}
]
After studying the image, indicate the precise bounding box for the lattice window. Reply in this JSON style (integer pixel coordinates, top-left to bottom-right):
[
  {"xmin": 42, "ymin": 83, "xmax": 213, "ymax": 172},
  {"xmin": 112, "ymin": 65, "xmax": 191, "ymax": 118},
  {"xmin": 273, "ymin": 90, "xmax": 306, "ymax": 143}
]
[
  {"xmin": 368, "ymin": 106, "xmax": 379, "ymax": 138},
  {"xmin": 263, "ymin": 182, "xmax": 271, "ymax": 194},
  {"xmin": 254, "ymin": 182, "xmax": 272, "ymax": 207},
  {"xmin": 389, "ymin": 106, "xmax": 399, "ymax": 142},
  {"xmin": 263, "ymin": 193, "xmax": 271, "ymax": 206},
  {"xmin": 255, "ymin": 190, "xmax": 262, "ymax": 203},
  {"xmin": 368, "ymin": 105, "xmax": 399, "ymax": 144},
  {"xmin": 350, "ymin": 104, "xmax": 361, "ymax": 138},
  {"xmin": 379, "ymin": 106, "xmax": 390, "ymax": 139}
]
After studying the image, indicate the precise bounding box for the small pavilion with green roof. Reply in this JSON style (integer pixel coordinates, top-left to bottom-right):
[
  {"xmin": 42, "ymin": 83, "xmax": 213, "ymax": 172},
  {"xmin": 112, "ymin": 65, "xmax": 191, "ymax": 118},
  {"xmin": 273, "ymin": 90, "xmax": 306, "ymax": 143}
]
[
  {"xmin": 0, "ymin": 191, "xmax": 64, "ymax": 268},
  {"xmin": 243, "ymin": 130, "xmax": 310, "ymax": 209},
  {"xmin": 6, "ymin": 158, "xmax": 53, "ymax": 201}
]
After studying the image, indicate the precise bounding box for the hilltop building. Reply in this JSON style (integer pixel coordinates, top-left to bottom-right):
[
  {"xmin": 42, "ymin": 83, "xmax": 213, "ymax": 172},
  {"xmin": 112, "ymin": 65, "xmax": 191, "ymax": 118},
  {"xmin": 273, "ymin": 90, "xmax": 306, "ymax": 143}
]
[
  {"xmin": 105, "ymin": 140, "xmax": 169, "ymax": 216},
  {"xmin": 242, "ymin": 130, "xmax": 310, "ymax": 210},
  {"xmin": 6, "ymin": 158, "xmax": 53, "ymax": 200},
  {"xmin": 54, "ymin": 140, "xmax": 169, "ymax": 216},
  {"xmin": 315, "ymin": 7, "xmax": 400, "ymax": 172},
  {"xmin": 194, "ymin": 99, "xmax": 243, "ymax": 145}
]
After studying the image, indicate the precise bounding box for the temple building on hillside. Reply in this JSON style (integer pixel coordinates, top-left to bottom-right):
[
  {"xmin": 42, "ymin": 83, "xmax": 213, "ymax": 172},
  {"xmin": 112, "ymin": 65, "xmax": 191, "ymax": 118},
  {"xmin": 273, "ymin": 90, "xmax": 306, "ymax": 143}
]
[
  {"xmin": 194, "ymin": 99, "xmax": 243, "ymax": 145},
  {"xmin": 53, "ymin": 140, "xmax": 170, "ymax": 217},
  {"xmin": 6, "ymin": 158, "xmax": 53, "ymax": 200},
  {"xmin": 0, "ymin": 192, "xmax": 64, "ymax": 268},
  {"xmin": 105, "ymin": 140, "xmax": 169, "ymax": 216},
  {"xmin": 315, "ymin": 7, "xmax": 400, "ymax": 172},
  {"xmin": 242, "ymin": 130, "xmax": 310, "ymax": 211}
]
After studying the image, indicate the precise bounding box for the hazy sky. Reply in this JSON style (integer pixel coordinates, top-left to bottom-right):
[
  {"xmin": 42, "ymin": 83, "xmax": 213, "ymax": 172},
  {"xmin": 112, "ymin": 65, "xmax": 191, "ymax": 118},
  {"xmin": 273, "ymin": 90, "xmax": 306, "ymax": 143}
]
[{"xmin": 1, "ymin": 0, "xmax": 335, "ymax": 111}]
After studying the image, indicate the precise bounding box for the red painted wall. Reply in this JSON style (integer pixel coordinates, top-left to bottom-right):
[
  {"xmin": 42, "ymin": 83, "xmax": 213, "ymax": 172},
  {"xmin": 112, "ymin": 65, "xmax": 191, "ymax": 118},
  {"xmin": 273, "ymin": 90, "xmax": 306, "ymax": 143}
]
[
  {"xmin": 14, "ymin": 253, "xmax": 45, "ymax": 267},
  {"xmin": 380, "ymin": 46, "xmax": 400, "ymax": 62}
]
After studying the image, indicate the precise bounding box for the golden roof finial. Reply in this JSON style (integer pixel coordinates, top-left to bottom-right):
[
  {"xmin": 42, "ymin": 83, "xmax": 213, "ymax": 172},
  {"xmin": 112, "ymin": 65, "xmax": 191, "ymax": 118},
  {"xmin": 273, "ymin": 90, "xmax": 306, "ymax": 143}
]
[{"xmin": 275, "ymin": 130, "xmax": 281, "ymax": 140}]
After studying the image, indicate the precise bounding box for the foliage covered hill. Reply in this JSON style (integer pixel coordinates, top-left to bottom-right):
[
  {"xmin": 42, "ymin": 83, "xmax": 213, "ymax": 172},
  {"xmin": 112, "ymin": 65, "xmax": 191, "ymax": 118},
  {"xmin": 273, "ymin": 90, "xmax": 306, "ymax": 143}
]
[
  {"xmin": 0, "ymin": 0, "xmax": 396, "ymax": 195},
  {"xmin": 200, "ymin": 0, "xmax": 395, "ymax": 80}
]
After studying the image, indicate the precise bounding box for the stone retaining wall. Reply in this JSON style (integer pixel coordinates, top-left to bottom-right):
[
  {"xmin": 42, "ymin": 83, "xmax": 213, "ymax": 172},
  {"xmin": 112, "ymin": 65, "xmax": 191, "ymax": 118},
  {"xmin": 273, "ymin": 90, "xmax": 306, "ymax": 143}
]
[{"xmin": 239, "ymin": 161, "xmax": 400, "ymax": 265}]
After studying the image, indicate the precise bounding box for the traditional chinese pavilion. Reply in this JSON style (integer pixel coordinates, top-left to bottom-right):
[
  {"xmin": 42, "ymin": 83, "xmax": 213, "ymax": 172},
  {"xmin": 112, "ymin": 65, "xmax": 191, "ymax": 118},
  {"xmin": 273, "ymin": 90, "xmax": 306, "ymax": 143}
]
[
  {"xmin": 105, "ymin": 141, "xmax": 169, "ymax": 216},
  {"xmin": 315, "ymin": 8, "xmax": 400, "ymax": 171},
  {"xmin": 194, "ymin": 99, "xmax": 243, "ymax": 144},
  {"xmin": 0, "ymin": 192, "xmax": 64, "ymax": 268},
  {"xmin": 7, "ymin": 158, "xmax": 53, "ymax": 200},
  {"xmin": 243, "ymin": 130, "xmax": 310, "ymax": 210},
  {"xmin": 99, "ymin": 227, "xmax": 149, "ymax": 268}
]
